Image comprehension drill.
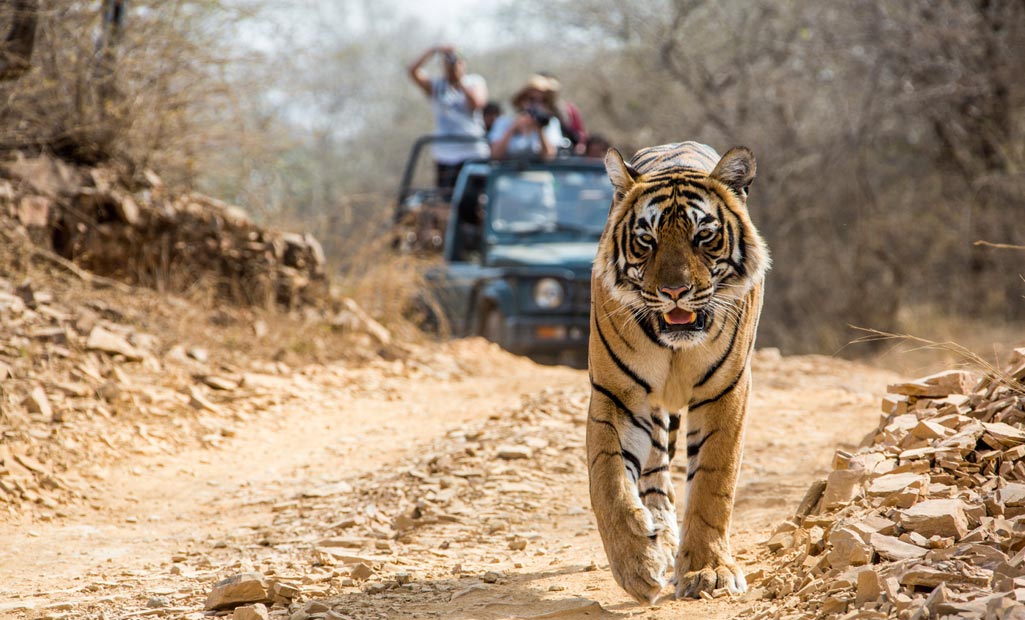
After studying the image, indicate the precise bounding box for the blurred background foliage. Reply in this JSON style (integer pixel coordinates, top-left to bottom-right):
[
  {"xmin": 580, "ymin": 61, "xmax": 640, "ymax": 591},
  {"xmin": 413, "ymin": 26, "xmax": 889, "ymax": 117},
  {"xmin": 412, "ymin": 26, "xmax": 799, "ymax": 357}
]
[{"xmin": 2, "ymin": 0, "xmax": 1023, "ymax": 355}]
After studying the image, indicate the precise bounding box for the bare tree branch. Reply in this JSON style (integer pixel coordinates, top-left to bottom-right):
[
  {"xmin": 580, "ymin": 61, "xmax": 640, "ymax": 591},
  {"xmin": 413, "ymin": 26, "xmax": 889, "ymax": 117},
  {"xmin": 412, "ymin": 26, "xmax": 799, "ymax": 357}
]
[{"xmin": 974, "ymin": 240, "xmax": 1025, "ymax": 251}]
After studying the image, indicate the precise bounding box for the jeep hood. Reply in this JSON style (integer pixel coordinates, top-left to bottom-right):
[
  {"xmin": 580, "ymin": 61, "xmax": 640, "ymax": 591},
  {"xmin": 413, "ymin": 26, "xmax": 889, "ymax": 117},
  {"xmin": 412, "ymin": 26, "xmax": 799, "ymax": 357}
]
[{"xmin": 487, "ymin": 241, "xmax": 598, "ymax": 275}]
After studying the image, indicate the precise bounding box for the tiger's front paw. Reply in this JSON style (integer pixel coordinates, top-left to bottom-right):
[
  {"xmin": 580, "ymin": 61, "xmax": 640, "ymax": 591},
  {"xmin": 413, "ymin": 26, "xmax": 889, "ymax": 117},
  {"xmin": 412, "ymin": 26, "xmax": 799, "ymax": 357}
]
[
  {"xmin": 606, "ymin": 506, "xmax": 670, "ymax": 604},
  {"xmin": 674, "ymin": 551, "xmax": 746, "ymax": 599}
]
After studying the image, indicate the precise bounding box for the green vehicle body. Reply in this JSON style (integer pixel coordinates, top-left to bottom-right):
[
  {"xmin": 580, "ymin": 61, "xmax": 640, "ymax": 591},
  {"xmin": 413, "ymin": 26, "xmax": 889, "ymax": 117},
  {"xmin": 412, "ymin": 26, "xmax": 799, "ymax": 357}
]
[{"xmin": 426, "ymin": 157, "xmax": 614, "ymax": 366}]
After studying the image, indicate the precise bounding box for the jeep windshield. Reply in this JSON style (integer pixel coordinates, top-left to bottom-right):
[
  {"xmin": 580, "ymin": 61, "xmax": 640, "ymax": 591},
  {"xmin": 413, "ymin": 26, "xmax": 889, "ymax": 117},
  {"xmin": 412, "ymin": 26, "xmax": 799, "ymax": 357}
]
[{"xmin": 487, "ymin": 169, "xmax": 613, "ymax": 240}]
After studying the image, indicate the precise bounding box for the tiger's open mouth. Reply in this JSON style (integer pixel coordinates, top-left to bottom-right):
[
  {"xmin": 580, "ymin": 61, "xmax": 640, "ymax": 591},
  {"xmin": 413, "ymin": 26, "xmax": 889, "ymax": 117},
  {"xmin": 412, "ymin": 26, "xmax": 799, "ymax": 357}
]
[{"xmin": 658, "ymin": 308, "xmax": 709, "ymax": 333}]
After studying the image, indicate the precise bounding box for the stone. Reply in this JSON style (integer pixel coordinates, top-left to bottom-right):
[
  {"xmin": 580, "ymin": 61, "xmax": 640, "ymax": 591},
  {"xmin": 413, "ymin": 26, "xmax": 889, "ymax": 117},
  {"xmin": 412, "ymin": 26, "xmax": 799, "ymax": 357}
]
[
  {"xmin": 983, "ymin": 422, "xmax": 1025, "ymax": 448},
  {"xmin": 795, "ymin": 479, "xmax": 827, "ymax": 519},
  {"xmin": 828, "ymin": 528, "xmax": 874, "ymax": 569},
  {"xmin": 911, "ymin": 420, "xmax": 952, "ymax": 440},
  {"xmin": 204, "ymin": 572, "xmax": 271, "ymax": 611},
  {"xmin": 869, "ymin": 533, "xmax": 927, "ymax": 561},
  {"xmin": 767, "ymin": 531, "xmax": 795, "ymax": 553},
  {"xmin": 922, "ymin": 582, "xmax": 950, "ymax": 615},
  {"xmin": 25, "ymin": 386, "xmax": 53, "ymax": 419},
  {"xmin": 188, "ymin": 385, "xmax": 220, "ymax": 413},
  {"xmin": 856, "ymin": 569, "xmax": 882, "ymax": 605},
  {"xmin": 899, "ymin": 499, "xmax": 969, "ymax": 539},
  {"xmin": 234, "ymin": 604, "xmax": 269, "ymax": 620},
  {"xmin": 496, "ymin": 445, "xmax": 532, "ymax": 460},
  {"xmin": 999, "ymin": 484, "xmax": 1025, "ymax": 507},
  {"xmin": 202, "ymin": 375, "xmax": 238, "ymax": 391},
  {"xmin": 350, "ymin": 563, "xmax": 373, "ymax": 581},
  {"xmin": 87, "ymin": 326, "xmax": 142, "ymax": 360},
  {"xmin": 887, "ymin": 371, "xmax": 975, "ymax": 397},
  {"xmin": 899, "ymin": 563, "xmax": 992, "ymax": 588},
  {"xmin": 882, "ymin": 395, "xmax": 909, "ymax": 415},
  {"xmin": 111, "ymin": 190, "xmax": 140, "ymax": 225},
  {"xmin": 867, "ymin": 472, "xmax": 927, "ymax": 497},
  {"xmin": 303, "ymin": 601, "xmax": 330, "ymax": 614},
  {"xmin": 271, "ymin": 581, "xmax": 300, "ymax": 601},
  {"xmin": 820, "ymin": 596, "xmax": 849, "ymax": 615},
  {"xmin": 822, "ymin": 469, "xmax": 863, "ymax": 509},
  {"xmin": 146, "ymin": 597, "xmax": 169, "ymax": 608}
]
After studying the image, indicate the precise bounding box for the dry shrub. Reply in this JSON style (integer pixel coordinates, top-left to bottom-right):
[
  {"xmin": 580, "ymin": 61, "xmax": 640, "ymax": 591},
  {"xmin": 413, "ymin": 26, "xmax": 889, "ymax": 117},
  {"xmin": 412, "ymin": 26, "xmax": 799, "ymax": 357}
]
[
  {"xmin": 0, "ymin": 1, "xmax": 244, "ymax": 181},
  {"xmin": 271, "ymin": 191, "xmax": 449, "ymax": 340},
  {"xmin": 852, "ymin": 327, "xmax": 1025, "ymax": 396}
]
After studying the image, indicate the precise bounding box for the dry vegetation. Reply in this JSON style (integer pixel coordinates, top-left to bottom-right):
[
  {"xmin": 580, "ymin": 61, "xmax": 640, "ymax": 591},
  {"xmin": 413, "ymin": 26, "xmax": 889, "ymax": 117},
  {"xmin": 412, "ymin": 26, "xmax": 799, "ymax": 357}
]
[{"xmin": 1, "ymin": 1, "xmax": 1022, "ymax": 357}]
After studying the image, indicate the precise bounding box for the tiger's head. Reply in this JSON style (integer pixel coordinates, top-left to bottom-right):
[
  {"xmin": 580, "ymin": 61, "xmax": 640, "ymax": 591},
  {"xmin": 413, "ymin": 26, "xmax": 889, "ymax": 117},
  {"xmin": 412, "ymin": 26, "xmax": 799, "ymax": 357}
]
[{"xmin": 595, "ymin": 146, "xmax": 770, "ymax": 349}]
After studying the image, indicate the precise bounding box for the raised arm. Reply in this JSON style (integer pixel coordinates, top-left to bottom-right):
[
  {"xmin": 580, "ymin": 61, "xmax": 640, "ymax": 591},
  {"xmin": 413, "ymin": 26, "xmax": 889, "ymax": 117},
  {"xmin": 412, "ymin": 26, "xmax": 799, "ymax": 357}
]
[
  {"xmin": 407, "ymin": 46, "xmax": 441, "ymax": 96},
  {"xmin": 454, "ymin": 75, "xmax": 487, "ymax": 111}
]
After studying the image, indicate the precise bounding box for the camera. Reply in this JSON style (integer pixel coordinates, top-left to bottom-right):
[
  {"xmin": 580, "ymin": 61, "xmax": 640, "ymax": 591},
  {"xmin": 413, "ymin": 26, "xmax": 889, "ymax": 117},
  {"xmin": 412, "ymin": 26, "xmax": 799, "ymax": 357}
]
[
  {"xmin": 526, "ymin": 105, "xmax": 552, "ymax": 126},
  {"xmin": 442, "ymin": 51, "xmax": 458, "ymax": 65}
]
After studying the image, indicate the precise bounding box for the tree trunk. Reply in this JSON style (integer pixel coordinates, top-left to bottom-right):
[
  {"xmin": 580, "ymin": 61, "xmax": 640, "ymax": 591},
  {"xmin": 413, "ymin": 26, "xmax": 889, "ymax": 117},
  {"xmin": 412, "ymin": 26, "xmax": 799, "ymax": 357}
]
[{"xmin": 0, "ymin": 0, "xmax": 39, "ymax": 81}]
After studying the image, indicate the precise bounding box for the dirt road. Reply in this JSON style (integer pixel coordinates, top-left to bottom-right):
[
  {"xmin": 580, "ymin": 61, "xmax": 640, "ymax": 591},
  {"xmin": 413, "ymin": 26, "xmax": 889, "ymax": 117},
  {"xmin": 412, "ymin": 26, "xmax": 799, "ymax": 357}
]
[{"xmin": 0, "ymin": 341, "xmax": 898, "ymax": 619}]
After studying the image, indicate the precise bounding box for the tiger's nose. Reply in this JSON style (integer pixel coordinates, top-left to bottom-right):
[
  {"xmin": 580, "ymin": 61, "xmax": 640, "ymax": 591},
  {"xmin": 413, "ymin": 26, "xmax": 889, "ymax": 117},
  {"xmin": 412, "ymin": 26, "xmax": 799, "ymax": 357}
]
[{"xmin": 660, "ymin": 284, "xmax": 691, "ymax": 300}]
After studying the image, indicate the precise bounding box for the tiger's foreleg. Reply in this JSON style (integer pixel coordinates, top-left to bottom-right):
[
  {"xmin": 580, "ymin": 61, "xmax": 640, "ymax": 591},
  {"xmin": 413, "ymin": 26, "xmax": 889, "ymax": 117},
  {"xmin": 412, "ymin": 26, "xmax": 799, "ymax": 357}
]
[
  {"xmin": 675, "ymin": 373, "xmax": 750, "ymax": 598},
  {"xmin": 638, "ymin": 408, "xmax": 679, "ymax": 573},
  {"xmin": 586, "ymin": 387, "xmax": 671, "ymax": 604}
]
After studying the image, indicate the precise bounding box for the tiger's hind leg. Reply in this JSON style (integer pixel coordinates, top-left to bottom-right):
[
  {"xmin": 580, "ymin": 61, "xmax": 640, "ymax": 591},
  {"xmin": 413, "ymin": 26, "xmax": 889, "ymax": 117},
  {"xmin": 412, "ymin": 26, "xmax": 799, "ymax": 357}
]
[
  {"xmin": 587, "ymin": 386, "xmax": 671, "ymax": 604},
  {"xmin": 674, "ymin": 374, "xmax": 750, "ymax": 598}
]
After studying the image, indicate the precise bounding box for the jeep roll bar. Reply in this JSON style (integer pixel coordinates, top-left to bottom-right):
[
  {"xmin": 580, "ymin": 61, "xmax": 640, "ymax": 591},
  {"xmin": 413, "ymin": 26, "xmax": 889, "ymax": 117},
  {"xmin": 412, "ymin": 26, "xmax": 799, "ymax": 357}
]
[{"xmin": 395, "ymin": 135, "xmax": 490, "ymax": 222}]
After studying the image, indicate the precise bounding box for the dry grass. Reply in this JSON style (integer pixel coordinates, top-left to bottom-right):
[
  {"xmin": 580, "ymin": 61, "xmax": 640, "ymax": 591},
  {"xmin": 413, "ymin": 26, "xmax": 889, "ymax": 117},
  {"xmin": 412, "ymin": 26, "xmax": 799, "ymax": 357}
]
[{"xmin": 850, "ymin": 326, "xmax": 1024, "ymax": 395}]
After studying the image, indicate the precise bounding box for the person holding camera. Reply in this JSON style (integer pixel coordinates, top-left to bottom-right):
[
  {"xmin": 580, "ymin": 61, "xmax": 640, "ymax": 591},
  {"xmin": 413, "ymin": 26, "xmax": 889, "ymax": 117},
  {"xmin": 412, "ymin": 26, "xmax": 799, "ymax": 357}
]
[
  {"xmin": 488, "ymin": 75, "xmax": 564, "ymax": 161},
  {"xmin": 408, "ymin": 45, "xmax": 490, "ymax": 188}
]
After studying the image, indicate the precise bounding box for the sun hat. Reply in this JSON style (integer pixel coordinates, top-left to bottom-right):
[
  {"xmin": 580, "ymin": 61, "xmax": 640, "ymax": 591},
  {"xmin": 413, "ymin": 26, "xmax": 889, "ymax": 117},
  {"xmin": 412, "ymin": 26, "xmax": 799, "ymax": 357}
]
[{"xmin": 512, "ymin": 74, "xmax": 558, "ymax": 108}]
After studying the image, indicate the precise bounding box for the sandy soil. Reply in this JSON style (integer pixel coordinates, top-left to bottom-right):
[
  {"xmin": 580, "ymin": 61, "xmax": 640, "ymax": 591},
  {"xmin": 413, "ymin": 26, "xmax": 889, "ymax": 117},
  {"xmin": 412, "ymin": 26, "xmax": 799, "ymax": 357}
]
[{"xmin": 0, "ymin": 342, "xmax": 899, "ymax": 620}]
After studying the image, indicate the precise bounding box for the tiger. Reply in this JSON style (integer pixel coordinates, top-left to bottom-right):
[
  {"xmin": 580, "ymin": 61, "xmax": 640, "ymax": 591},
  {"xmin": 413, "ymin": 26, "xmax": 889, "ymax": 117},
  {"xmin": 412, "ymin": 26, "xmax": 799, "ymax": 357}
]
[{"xmin": 586, "ymin": 141, "xmax": 769, "ymax": 603}]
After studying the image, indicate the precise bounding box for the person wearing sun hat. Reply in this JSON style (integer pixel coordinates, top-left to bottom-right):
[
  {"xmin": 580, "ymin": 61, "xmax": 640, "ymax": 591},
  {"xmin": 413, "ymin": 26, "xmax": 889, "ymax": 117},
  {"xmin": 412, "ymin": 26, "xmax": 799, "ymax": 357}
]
[
  {"xmin": 487, "ymin": 74, "xmax": 565, "ymax": 161},
  {"xmin": 537, "ymin": 71, "xmax": 588, "ymax": 153}
]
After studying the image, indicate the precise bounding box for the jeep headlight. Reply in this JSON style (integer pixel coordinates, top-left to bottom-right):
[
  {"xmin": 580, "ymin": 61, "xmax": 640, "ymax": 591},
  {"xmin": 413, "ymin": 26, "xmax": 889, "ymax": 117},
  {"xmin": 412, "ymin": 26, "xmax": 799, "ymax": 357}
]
[{"xmin": 533, "ymin": 278, "xmax": 565, "ymax": 309}]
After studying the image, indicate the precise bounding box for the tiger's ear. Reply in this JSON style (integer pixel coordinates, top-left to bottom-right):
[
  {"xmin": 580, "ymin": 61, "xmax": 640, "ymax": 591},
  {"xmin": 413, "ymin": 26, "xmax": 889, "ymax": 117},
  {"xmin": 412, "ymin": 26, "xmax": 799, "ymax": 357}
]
[
  {"xmin": 605, "ymin": 148, "xmax": 638, "ymax": 197},
  {"xmin": 710, "ymin": 147, "xmax": 756, "ymax": 197}
]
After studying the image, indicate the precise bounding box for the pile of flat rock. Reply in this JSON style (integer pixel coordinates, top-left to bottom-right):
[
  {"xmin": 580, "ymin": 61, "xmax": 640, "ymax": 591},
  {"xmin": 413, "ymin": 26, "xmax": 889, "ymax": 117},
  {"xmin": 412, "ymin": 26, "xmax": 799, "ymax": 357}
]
[
  {"xmin": 748, "ymin": 351, "xmax": 1025, "ymax": 619},
  {"xmin": 0, "ymin": 153, "xmax": 326, "ymax": 309}
]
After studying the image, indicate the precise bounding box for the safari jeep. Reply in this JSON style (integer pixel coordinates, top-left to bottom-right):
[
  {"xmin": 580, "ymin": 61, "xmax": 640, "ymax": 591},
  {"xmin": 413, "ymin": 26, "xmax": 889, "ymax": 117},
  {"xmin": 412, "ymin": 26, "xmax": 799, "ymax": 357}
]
[{"xmin": 426, "ymin": 157, "xmax": 613, "ymax": 366}]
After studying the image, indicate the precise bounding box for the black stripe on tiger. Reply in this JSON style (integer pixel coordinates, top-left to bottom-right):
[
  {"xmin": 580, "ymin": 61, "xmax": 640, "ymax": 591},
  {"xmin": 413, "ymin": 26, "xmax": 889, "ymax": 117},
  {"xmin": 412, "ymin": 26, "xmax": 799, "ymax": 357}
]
[
  {"xmin": 686, "ymin": 429, "xmax": 718, "ymax": 458},
  {"xmin": 588, "ymin": 449, "xmax": 620, "ymax": 470},
  {"xmin": 640, "ymin": 487, "xmax": 671, "ymax": 499},
  {"xmin": 589, "ymin": 416, "xmax": 619, "ymax": 436},
  {"xmin": 630, "ymin": 306, "xmax": 665, "ymax": 347},
  {"xmin": 606, "ymin": 313, "xmax": 636, "ymax": 352},
  {"xmin": 620, "ymin": 449, "xmax": 641, "ymax": 478},
  {"xmin": 591, "ymin": 381, "xmax": 652, "ymax": 435},
  {"xmin": 694, "ymin": 319, "xmax": 741, "ymax": 388},
  {"xmin": 641, "ymin": 465, "xmax": 669, "ymax": 477},
  {"xmin": 686, "ymin": 465, "xmax": 721, "ymax": 481},
  {"xmin": 689, "ymin": 365, "xmax": 747, "ymax": 410},
  {"xmin": 594, "ymin": 319, "xmax": 651, "ymax": 393}
]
